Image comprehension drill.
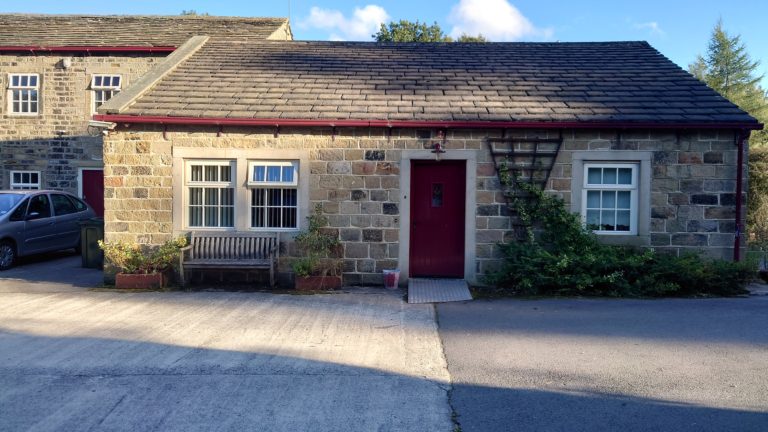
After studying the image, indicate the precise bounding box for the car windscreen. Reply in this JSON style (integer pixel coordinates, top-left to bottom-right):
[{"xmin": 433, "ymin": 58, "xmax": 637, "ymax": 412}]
[{"xmin": 0, "ymin": 193, "xmax": 25, "ymax": 216}]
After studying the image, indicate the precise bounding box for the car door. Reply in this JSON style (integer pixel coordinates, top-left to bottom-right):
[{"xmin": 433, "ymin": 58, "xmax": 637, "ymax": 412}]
[
  {"xmin": 51, "ymin": 193, "xmax": 88, "ymax": 249},
  {"xmin": 23, "ymin": 193, "xmax": 58, "ymax": 254}
]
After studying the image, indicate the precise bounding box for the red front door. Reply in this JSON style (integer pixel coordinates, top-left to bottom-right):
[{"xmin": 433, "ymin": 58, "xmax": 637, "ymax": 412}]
[
  {"xmin": 410, "ymin": 160, "xmax": 465, "ymax": 278},
  {"xmin": 81, "ymin": 169, "xmax": 104, "ymax": 217}
]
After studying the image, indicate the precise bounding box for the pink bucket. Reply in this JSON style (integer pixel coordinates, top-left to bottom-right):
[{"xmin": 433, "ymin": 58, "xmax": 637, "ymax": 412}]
[{"xmin": 383, "ymin": 269, "xmax": 401, "ymax": 290}]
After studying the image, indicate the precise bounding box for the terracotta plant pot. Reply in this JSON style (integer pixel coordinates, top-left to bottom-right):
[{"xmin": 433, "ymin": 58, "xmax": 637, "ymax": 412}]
[
  {"xmin": 294, "ymin": 275, "xmax": 342, "ymax": 291},
  {"xmin": 115, "ymin": 272, "xmax": 165, "ymax": 289}
]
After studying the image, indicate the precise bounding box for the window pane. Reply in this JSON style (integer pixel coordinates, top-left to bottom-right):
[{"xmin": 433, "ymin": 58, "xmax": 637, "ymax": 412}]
[
  {"xmin": 616, "ymin": 211, "xmax": 631, "ymax": 231},
  {"xmin": 30, "ymin": 102, "xmax": 37, "ymax": 113},
  {"xmin": 114, "ymin": 76, "xmax": 121, "ymax": 86},
  {"xmin": 602, "ymin": 191, "xmax": 616, "ymax": 209},
  {"xmin": 254, "ymin": 166, "xmax": 265, "ymax": 182},
  {"xmin": 204, "ymin": 188, "xmax": 218, "ymax": 205},
  {"xmin": 189, "ymin": 207, "xmax": 202, "ymax": 226},
  {"xmin": 11, "ymin": 75, "xmax": 18, "ymax": 86},
  {"xmin": 267, "ymin": 207, "xmax": 280, "ymax": 227},
  {"xmin": 586, "ymin": 210, "xmax": 600, "ymax": 230},
  {"xmin": 282, "ymin": 166, "xmax": 294, "ymax": 183},
  {"xmin": 20, "ymin": 75, "xmax": 28, "ymax": 86},
  {"xmin": 254, "ymin": 188, "xmax": 264, "ymax": 206},
  {"xmin": 601, "ymin": 210, "xmax": 615, "ymax": 231},
  {"xmin": 220, "ymin": 188, "xmax": 233, "ymax": 206},
  {"xmin": 191, "ymin": 166, "xmax": 202, "ymax": 182},
  {"xmin": 94, "ymin": 76, "xmax": 102, "ymax": 86},
  {"xmin": 220, "ymin": 165, "xmax": 231, "ymax": 182},
  {"xmin": 618, "ymin": 168, "xmax": 632, "ymax": 185},
  {"xmin": 617, "ymin": 191, "xmax": 631, "ymax": 209},
  {"xmin": 282, "ymin": 208, "xmax": 296, "ymax": 228},
  {"xmin": 603, "ymin": 168, "xmax": 617, "ymax": 184},
  {"xmin": 30, "ymin": 75, "xmax": 37, "ymax": 87},
  {"xmin": 220, "ymin": 207, "xmax": 234, "ymax": 227},
  {"xmin": 587, "ymin": 168, "xmax": 601, "ymax": 184},
  {"xmin": 205, "ymin": 207, "xmax": 218, "ymax": 226},
  {"xmin": 267, "ymin": 189, "xmax": 281, "ymax": 206},
  {"xmin": 30, "ymin": 90, "xmax": 37, "ymax": 102},
  {"xmin": 189, "ymin": 188, "xmax": 202, "ymax": 205},
  {"xmin": 284, "ymin": 189, "xmax": 297, "ymax": 206},
  {"xmin": 204, "ymin": 166, "xmax": 218, "ymax": 182},
  {"xmin": 586, "ymin": 191, "xmax": 600, "ymax": 208},
  {"xmin": 266, "ymin": 166, "xmax": 281, "ymax": 182},
  {"xmin": 12, "ymin": 172, "xmax": 21, "ymax": 183},
  {"xmin": 52, "ymin": 194, "xmax": 76, "ymax": 215}
]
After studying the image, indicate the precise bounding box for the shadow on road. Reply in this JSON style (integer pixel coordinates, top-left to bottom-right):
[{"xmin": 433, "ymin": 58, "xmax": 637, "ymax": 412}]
[{"xmin": 1, "ymin": 329, "xmax": 766, "ymax": 432}]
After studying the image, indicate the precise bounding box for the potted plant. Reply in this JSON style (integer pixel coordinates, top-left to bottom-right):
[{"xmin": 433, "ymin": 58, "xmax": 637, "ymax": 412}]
[
  {"xmin": 292, "ymin": 205, "xmax": 343, "ymax": 290},
  {"xmin": 99, "ymin": 237, "xmax": 187, "ymax": 289}
]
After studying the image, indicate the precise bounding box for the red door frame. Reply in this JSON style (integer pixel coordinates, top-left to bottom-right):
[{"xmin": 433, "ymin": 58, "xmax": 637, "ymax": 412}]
[{"xmin": 409, "ymin": 160, "xmax": 466, "ymax": 278}]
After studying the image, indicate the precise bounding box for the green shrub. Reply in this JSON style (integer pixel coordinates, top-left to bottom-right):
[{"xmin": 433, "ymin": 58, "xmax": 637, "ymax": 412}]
[
  {"xmin": 99, "ymin": 237, "xmax": 187, "ymax": 275},
  {"xmin": 485, "ymin": 179, "xmax": 755, "ymax": 297}
]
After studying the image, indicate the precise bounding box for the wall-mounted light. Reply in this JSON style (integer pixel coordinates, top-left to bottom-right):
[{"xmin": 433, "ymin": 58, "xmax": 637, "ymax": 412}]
[
  {"xmin": 430, "ymin": 130, "xmax": 447, "ymax": 160},
  {"xmin": 61, "ymin": 57, "xmax": 72, "ymax": 69}
]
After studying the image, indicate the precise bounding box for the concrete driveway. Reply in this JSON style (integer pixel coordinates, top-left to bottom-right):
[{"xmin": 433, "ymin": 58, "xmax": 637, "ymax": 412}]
[
  {"xmin": 0, "ymin": 251, "xmax": 102, "ymax": 293},
  {"xmin": 0, "ymin": 277, "xmax": 451, "ymax": 431},
  {"xmin": 438, "ymin": 297, "xmax": 768, "ymax": 432}
]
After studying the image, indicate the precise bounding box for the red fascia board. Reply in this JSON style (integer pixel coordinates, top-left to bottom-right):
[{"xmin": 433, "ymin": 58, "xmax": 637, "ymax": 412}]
[
  {"xmin": 0, "ymin": 46, "xmax": 177, "ymax": 53},
  {"xmin": 93, "ymin": 114, "xmax": 763, "ymax": 131}
]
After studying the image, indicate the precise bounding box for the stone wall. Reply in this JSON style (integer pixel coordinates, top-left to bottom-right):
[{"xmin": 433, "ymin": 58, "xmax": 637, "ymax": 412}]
[
  {"xmin": 547, "ymin": 129, "xmax": 745, "ymax": 260},
  {"xmin": 0, "ymin": 53, "xmax": 162, "ymax": 191},
  {"xmin": 101, "ymin": 125, "xmax": 745, "ymax": 286}
]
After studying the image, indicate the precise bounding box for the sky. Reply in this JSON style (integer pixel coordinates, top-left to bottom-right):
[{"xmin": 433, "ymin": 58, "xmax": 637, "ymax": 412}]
[{"xmin": 1, "ymin": 0, "xmax": 767, "ymax": 84}]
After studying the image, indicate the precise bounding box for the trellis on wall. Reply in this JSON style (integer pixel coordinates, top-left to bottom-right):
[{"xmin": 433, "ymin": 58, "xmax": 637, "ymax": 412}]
[{"xmin": 487, "ymin": 132, "xmax": 563, "ymax": 240}]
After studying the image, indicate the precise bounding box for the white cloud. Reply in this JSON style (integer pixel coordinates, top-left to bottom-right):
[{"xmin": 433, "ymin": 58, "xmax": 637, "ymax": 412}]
[
  {"xmin": 634, "ymin": 21, "xmax": 665, "ymax": 37},
  {"xmin": 300, "ymin": 5, "xmax": 390, "ymax": 41},
  {"xmin": 448, "ymin": 0, "xmax": 552, "ymax": 41}
]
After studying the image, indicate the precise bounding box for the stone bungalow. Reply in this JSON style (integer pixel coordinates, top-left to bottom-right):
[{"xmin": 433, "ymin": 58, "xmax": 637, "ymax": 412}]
[
  {"xmin": 0, "ymin": 14, "xmax": 291, "ymax": 215},
  {"xmin": 93, "ymin": 38, "xmax": 762, "ymax": 286}
]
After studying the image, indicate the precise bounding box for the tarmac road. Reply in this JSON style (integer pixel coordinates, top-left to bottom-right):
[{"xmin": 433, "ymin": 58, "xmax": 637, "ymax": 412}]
[{"xmin": 437, "ymin": 297, "xmax": 768, "ymax": 432}]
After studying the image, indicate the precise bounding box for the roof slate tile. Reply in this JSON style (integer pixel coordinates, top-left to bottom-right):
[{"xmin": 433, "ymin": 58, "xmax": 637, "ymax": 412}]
[
  {"xmin": 0, "ymin": 14, "xmax": 288, "ymax": 48},
  {"xmin": 111, "ymin": 39, "xmax": 759, "ymax": 126}
]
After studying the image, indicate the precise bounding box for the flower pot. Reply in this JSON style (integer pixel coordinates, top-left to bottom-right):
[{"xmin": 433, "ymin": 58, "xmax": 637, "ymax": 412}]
[
  {"xmin": 115, "ymin": 272, "xmax": 165, "ymax": 289},
  {"xmin": 294, "ymin": 275, "xmax": 342, "ymax": 291}
]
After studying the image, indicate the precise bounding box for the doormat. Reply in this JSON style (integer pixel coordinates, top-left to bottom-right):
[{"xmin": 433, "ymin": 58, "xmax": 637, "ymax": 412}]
[{"xmin": 408, "ymin": 278, "xmax": 473, "ymax": 304}]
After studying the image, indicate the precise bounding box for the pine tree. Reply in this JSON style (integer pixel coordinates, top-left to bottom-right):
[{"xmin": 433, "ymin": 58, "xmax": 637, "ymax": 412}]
[{"xmin": 689, "ymin": 20, "xmax": 768, "ymax": 145}]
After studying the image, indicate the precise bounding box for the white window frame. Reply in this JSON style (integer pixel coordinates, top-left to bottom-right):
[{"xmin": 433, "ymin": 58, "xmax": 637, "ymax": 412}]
[
  {"xmin": 10, "ymin": 170, "xmax": 41, "ymax": 190},
  {"xmin": 91, "ymin": 74, "xmax": 121, "ymax": 114},
  {"xmin": 581, "ymin": 163, "xmax": 639, "ymax": 235},
  {"xmin": 7, "ymin": 73, "xmax": 39, "ymax": 115},
  {"xmin": 248, "ymin": 160, "xmax": 300, "ymax": 230},
  {"xmin": 184, "ymin": 160, "xmax": 236, "ymax": 229}
]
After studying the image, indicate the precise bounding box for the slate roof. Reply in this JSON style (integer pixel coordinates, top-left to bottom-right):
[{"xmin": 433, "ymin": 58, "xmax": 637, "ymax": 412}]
[
  {"xmin": 105, "ymin": 39, "xmax": 760, "ymax": 126},
  {"xmin": 0, "ymin": 15, "xmax": 289, "ymax": 47}
]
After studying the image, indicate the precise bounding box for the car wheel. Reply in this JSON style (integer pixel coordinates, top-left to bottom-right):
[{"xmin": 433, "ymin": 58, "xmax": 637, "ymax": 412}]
[{"xmin": 0, "ymin": 242, "xmax": 16, "ymax": 271}]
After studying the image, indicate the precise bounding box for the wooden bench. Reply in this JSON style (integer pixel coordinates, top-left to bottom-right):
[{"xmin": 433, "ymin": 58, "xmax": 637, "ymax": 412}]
[{"xmin": 179, "ymin": 231, "xmax": 279, "ymax": 287}]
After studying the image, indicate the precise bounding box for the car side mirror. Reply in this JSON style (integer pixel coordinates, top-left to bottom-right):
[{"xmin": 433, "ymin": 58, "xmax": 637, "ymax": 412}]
[{"xmin": 25, "ymin": 211, "xmax": 41, "ymax": 221}]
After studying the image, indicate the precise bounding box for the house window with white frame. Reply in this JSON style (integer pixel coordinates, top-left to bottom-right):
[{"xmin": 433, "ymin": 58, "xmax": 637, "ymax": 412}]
[
  {"xmin": 582, "ymin": 163, "xmax": 638, "ymax": 235},
  {"xmin": 248, "ymin": 161, "xmax": 299, "ymax": 229},
  {"xmin": 8, "ymin": 74, "xmax": 39, "ymax": 114},
  {"xmin": 91, "ymin": 75, "xmax": 121, "ymax": 112},
  {"xmin": 10, "ymin": 170, "xmax": 41, "ymax": 190},
  {"xmin": 185, "ymin": 161, "xmax": 235, "ymax": 228}
]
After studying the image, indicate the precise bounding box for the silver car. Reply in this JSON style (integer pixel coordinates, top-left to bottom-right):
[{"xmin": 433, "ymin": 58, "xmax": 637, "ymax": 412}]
[{"xmin": 0, "ymin": 190, "xmax": 97, "ymax": 270}]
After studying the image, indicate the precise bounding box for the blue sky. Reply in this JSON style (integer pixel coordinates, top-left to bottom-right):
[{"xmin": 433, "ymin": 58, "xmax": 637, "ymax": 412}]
[{"xmin": 2, "ymin": 0, "xmax": 767, "ymax": 84}]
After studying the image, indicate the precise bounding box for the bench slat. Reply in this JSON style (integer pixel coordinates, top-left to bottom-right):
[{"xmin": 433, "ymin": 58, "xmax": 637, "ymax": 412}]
[{"xmin": 180, "ymin": 231, "xmax": 279, "ymax": 287}]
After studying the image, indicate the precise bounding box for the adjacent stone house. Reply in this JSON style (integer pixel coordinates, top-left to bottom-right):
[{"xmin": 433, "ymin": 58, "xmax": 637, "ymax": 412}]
[
  {"xmin": 0, "ymin": 14, "xmax": 291, "ymax": 215},
  {"xmin": 94, "ymin": 39, "xmax": 762, "ymax": 286}
]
